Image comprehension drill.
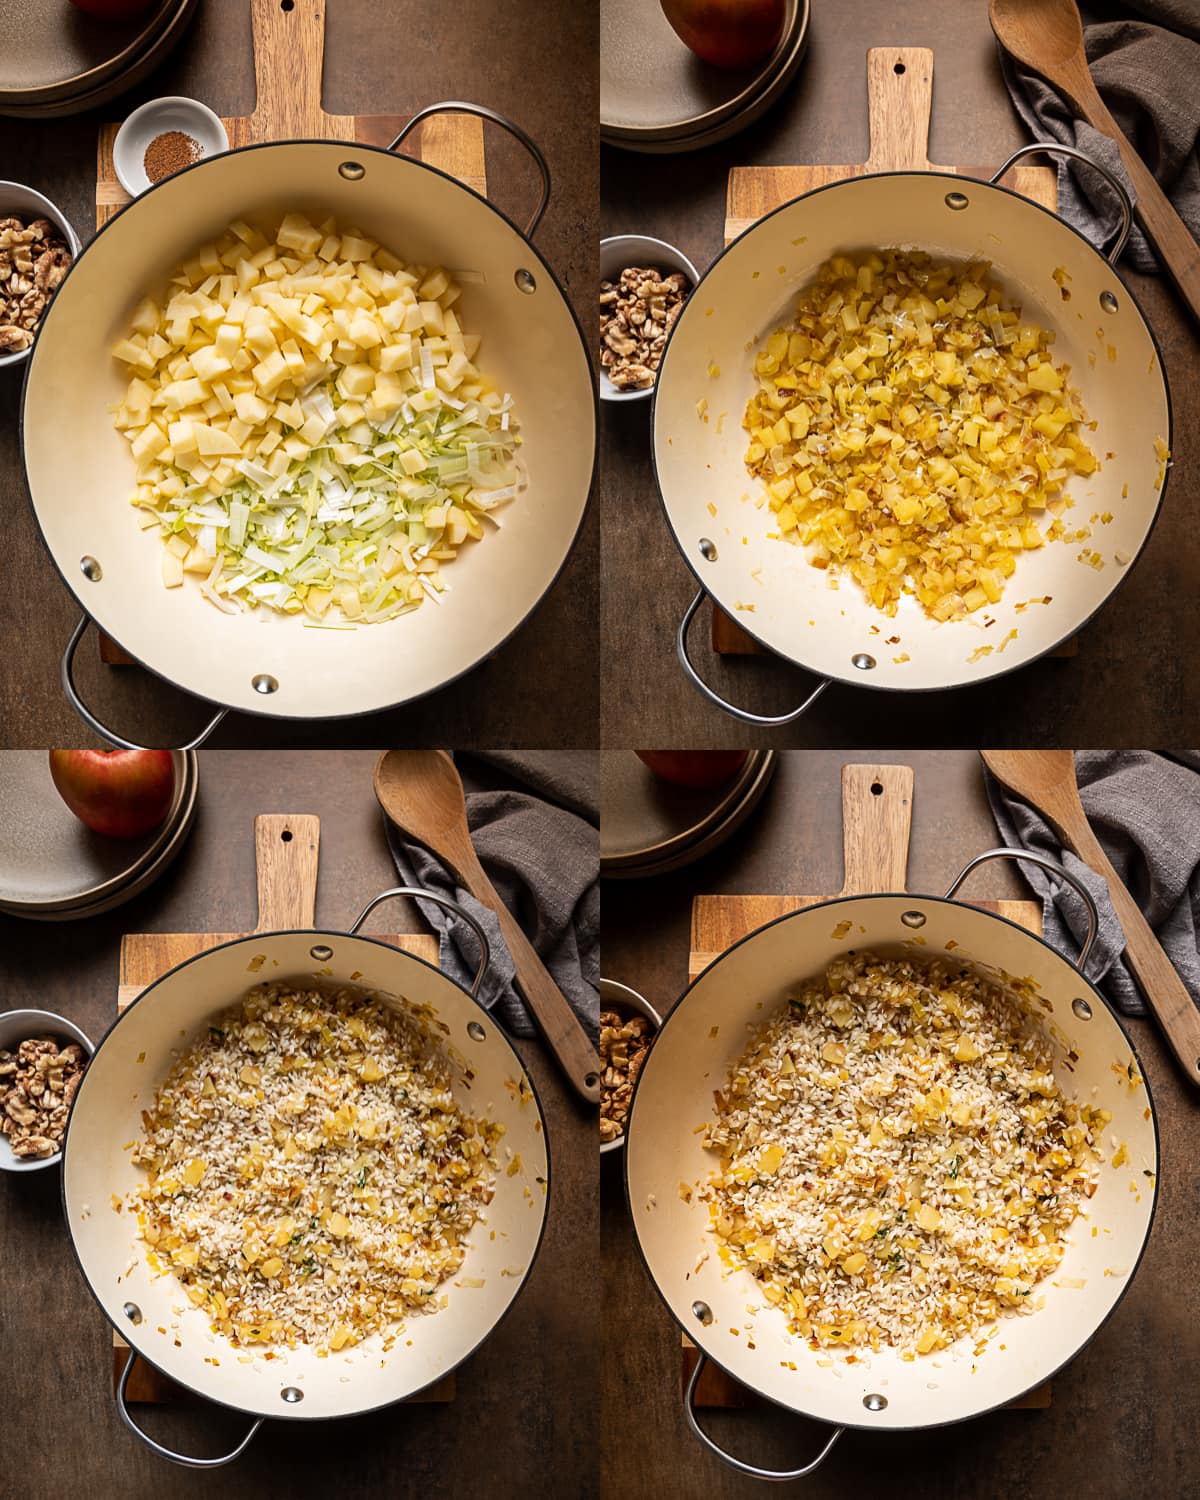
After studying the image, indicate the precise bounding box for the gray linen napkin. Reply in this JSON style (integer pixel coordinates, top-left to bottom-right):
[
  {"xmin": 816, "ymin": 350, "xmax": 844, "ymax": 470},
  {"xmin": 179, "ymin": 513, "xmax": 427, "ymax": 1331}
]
[
  {"xmin": 385, "ymin": 752, "xmax": 599, "ymax": 1040},
  {"xmin": 997, "ymin": 0, "xmax": 1200, "ymax": 272},
  {"xmin": 985, "ymin": 750, "xmax": 1200, "ymax": 1014}
]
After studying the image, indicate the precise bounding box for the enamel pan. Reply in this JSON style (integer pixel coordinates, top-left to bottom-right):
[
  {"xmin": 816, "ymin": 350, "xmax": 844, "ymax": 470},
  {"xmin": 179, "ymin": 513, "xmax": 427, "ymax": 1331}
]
[
  {"xmin": 22, "ymin": 105, "xmax": 595, "ymax": 747},
  {"xmin": 652, "ymin": 145, "xmax": 1172, "ymax": 726},
  {"xmin": 62, "ymin": 889, "xmax": 549, "ymax": 1468},
  {"xmin": 625, "ymin": 850, "xmax": 1158, "ymax": 1481}
]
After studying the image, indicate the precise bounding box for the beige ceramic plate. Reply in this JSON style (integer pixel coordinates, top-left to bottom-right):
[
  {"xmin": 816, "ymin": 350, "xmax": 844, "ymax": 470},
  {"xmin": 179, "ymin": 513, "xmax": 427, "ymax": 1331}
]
[
  {"xmin": 601, "ymin": 750, "xmax": 776, "ymax": 873},
  {"xmin": 0, "ymin": 751, "xmax": 196, "ymax": 914},
  {"xmin": 601, "ymin": 0, "xmax": 807, "ymax": 143},
  {"xmin": 0, "ymin": 0, "xmax": 198, "ymax": 118}
]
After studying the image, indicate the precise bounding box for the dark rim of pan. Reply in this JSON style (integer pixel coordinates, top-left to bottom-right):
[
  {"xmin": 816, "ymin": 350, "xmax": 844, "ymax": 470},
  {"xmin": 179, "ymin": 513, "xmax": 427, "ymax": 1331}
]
[
  {"xmin": 59, "ymin": 927, "xmax": 553, "ymax": 1420},
  {"xmin": 622, "ymin": 889, "xmax": 1161, "ymax": 1433},
  {"xmin": 19, "ymin": 137, "xmax": 598, "ymax": 728},
  {"xmin": 649, "ymin": 170, "xmax": 1174, "ymax": 699}
]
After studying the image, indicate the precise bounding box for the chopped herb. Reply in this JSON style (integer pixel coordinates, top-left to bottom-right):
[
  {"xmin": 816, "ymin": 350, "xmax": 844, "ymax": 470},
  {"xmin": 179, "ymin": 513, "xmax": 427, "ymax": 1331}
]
[
  {"xmin": 1016, "ymin": 1127, "xmax": 1025, "ymax": 1145},
  {"xmin": 948, "ymin": 1155, "xmax": 962, "ymax": 1180},
  {"xmin": 356, "ymin": 1167, "xmax": 368, "ymax": 1188},
  {"xmin": 874, "ymin": 1226, "xmax": 888, "ymax": 1239}
]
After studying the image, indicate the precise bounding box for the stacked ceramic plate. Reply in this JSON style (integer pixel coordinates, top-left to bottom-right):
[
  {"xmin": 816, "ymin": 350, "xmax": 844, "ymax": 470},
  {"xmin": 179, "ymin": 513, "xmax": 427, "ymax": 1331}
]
[
  {"xmin": 601, "ymin": 0, "xmax": 809, "ymax": 154},
  {"xmin": 0, "ymin": 752, "xmax": 198, "ymax": 920},
  {"xmin": 601, "ymin": 751, "xmax": 776, "ymax": 879},
  {"xmin": 0, "ymin": 0, "xmax": 199, "ymax": 119}
]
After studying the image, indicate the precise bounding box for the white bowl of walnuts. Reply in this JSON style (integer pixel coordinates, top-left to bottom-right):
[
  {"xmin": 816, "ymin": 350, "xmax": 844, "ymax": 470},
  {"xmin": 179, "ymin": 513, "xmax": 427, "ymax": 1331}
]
[
  {"xmin": 599, "ymin": 978, "xmax": 661, "ymax": 1155},
  {"xmin": 0, "ymin": 1010, "xmax": 92, "ymax": 1172},
  {"xmin": 599, "ymin": 235, "xmax": 698, "ymax": 404},
  {"xmin": 0, "ymin": 182, "xmax": 80, "ymax": 371}
]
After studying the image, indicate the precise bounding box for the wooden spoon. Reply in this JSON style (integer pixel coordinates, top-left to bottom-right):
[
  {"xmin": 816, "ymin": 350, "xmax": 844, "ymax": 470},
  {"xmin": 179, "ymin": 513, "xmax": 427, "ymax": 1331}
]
[
  {"xmin": 374, "ymin": 750, "xmax": 600, "ymax": 1107},
  {"xmin": 989, "ymin": 0, "xmax": 1200, "ymax": 326},
  {"xmin": 981, "ymin": 749, "xmax": 1200, "ymax": 1088}
]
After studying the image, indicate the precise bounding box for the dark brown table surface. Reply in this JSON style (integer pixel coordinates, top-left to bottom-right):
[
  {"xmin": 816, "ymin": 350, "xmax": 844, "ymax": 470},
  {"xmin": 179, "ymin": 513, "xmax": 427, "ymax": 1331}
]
[
  {"xmin": 601, "ymin": 0, "xmax": 1200, "ymax": 748},
  {"xmin": 0, "ymin": 751, "xmax": 597, "ymax": 1500},
  {"xmin": 601, "ymin": 750, "xmax": 1197, "ymax": 1500},
  {"xmin": 0, "ymin": 0, "xmax": 598, "ymax": 749}
]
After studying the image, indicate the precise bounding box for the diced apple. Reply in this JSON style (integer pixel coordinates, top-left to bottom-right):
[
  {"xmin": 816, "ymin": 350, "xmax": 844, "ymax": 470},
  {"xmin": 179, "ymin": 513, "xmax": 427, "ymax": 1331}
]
[
  {"xmin": 194, "ymin": 423, "xmax": 241, "ymax": 457},
  {"xmin": 162, "ymin": 550, "xmax": 184, "ymax": 588},
  {"xmin": 252, "ymin": 351, "xmax": 289, "ymax": 395},
  {"xmin": 130, "ymin": 422, "xmax": 168, "ymax": 462},
  {"xmin": 338, "ymin": 363, "xmax": 376, "ymax": 398},
  {"xmin": 168, "ymin": 418, "xmax": 198, "ymax": 452},
  {"xmin": 276, "ymin": 213, "xmax": 323, "ymax": 256}
]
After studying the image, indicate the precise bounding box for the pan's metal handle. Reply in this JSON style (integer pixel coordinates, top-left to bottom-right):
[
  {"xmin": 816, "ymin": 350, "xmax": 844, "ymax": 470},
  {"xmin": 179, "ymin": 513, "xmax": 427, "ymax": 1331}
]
[
  {"xmin": 348, "ymin": 886, "xmax": 490, "ymax": 998},
  {"xmin": 116, "ymin": 1347, "xmax": 262, "ymax": 1469},
  {"xmin": 388, "ymin": 101, "xmax": 551, "ymax": 239},
  {"xmin": 684, "ymin": 1354, "xmax": 843, "ymax": 1482},
  {"xmin": 943, "ymin": 846, "xmax": 1099, "ymax": 972},
  {"xmin": 62, "ymin": 615, "xmax": 227, "ymax": 752},
  {"xmin": 678, "ymin": 589, "xmax": 831, "ymax": 727},
  {"xmin": 989, "ymin": 142, "xmax": 1133, "ymax": 265}
]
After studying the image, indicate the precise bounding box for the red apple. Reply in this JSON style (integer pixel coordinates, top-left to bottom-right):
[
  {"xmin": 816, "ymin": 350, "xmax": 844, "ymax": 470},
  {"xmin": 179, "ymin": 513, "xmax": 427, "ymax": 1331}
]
[
  {"xmin": 48, "ymin": 750, "xmax": 175, "ymax": 839},
  {"xmin": 636, "ymin": 750, "xmax": 750, "ymax": 790},
  {"xmin": 660, "ymin": 0, "xmax": 786, "ymax": 70},
  {"xmin": 68, "ymin": 0, "xmax": 157, "ymax": 19}
]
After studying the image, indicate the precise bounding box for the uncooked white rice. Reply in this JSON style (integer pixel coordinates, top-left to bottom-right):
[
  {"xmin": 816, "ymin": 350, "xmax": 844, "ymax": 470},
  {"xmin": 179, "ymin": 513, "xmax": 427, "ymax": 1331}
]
[
  {"xmin": 129, "ymin": 981, "xmax": 501, "ymax": 1353},
  {"xmin": 703, "ymin": 951, "xmax": 1108, "ymax": 1356}
]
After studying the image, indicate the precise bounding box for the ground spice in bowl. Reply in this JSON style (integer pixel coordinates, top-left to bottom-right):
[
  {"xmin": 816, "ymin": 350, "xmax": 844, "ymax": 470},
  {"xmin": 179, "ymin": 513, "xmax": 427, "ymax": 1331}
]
[{"xmin": 143, "ymin": 130, "xmax": 201, "ymax": 184}]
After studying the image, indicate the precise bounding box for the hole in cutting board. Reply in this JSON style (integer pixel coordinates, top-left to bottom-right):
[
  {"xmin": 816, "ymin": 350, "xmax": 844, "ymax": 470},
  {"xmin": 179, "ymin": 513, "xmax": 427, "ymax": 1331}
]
[
  {"xmin": 894, "ymin": 61, "xmax": 905, "ymax": 74},
  {"xmin": 280, "ymin": 0, "xmax": 294, "ymax": 10},
  {"xmin": 870, "ymin": 781, "xmax": 883, "ymax": 796},
  {"xmin": 280, "ymin": 830, "xmax": 293, "ymax": 843}
]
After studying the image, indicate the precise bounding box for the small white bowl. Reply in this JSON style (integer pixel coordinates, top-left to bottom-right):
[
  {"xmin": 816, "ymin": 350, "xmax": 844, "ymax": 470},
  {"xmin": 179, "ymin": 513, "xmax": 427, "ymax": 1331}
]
[
  {"xmin": 0, "ymin": 183, "xmax": 81, "ymax": 373},
  {"xmin": 113, "ymin": 95, "xmax": 229, "ymax": 198},
  {"xmin": 600, "ymin": 235, "xmax": 700, "ymax": 405},
  {"xmin": 0, "ymin": 1010, "xmax": 93, "ymax": 1173},
  {"xmin": 600, "ymin": 978, "xmax": 662, "ymax": 1156}
]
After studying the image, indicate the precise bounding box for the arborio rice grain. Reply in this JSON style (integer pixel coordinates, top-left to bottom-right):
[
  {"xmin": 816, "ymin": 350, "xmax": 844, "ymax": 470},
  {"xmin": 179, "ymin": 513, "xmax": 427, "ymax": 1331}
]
[
  {"xmin": 703, "ymin": 952, "xmax": 1108, "ymax": 1357},
  {"xmin": 130, "ymin": 981, "xmax": 501, "ymax": 1353}
]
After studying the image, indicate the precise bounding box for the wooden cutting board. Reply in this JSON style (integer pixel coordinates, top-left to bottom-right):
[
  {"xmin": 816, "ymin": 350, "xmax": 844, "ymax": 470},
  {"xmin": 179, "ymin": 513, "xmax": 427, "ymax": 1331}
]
[
  {"xmin": 95, "ymin": 0, "xmax": 486, "ymax": 667},
  {"xmin": 711, "ymin": 46, "xmax": 1074, "ymax": 660},
  {"xmin": 113, "ymin": 813, "xmax": 455, "ymax": 1404},
  {"xmin": 682, "ymin": 763, "xmax": 1051, "ymax": 1410}
]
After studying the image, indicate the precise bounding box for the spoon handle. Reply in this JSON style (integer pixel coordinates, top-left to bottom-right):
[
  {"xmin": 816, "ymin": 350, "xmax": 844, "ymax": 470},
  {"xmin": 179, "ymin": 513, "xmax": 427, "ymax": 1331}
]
[
  {"xmin": 1072, "ymin": 79, "xmax": 1200, "ymax": 325},
  {"xmin": 1063, "ymin": 815, "xmax": 1200, "ymax": 1088},
  {"xmin": 460, "ymin": 854, "xmax": 601, "ymax": 1107}
]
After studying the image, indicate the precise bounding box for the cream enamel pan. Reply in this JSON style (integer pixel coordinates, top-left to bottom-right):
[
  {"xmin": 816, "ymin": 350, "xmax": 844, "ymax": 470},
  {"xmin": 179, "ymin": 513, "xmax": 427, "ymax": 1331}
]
[
  {"xmin": 61, "ymin": 895, "xmax": 549, "ymax": 1468},
  {"xmin": 22, "ymin": 115, "xmax": 595, "ymax": 746},
  {"xmin": 651, "ymin": 146, "xmax": 1172, "ymax": 726},
  {"xmin": 625, "ymin": 850, "xmax": 1158, "ymax": 1479}
]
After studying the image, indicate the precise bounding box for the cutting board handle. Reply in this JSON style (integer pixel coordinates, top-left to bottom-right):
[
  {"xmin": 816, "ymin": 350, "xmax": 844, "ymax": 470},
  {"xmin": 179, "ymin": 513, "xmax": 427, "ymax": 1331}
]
[
  {"xmin": 250, "ymin": 0, "xmax": 330, "ymax": 139},
  {"xmin": 254, "ymin": 814, "xmax": 319, "ymax": 932},
  {"xmin": 839, "ymin": 765, "xmax": 913, "ymax": 896},
  {"xmin": 864, "ymin": 47, "xmax": 934, "ymax": 174}
]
